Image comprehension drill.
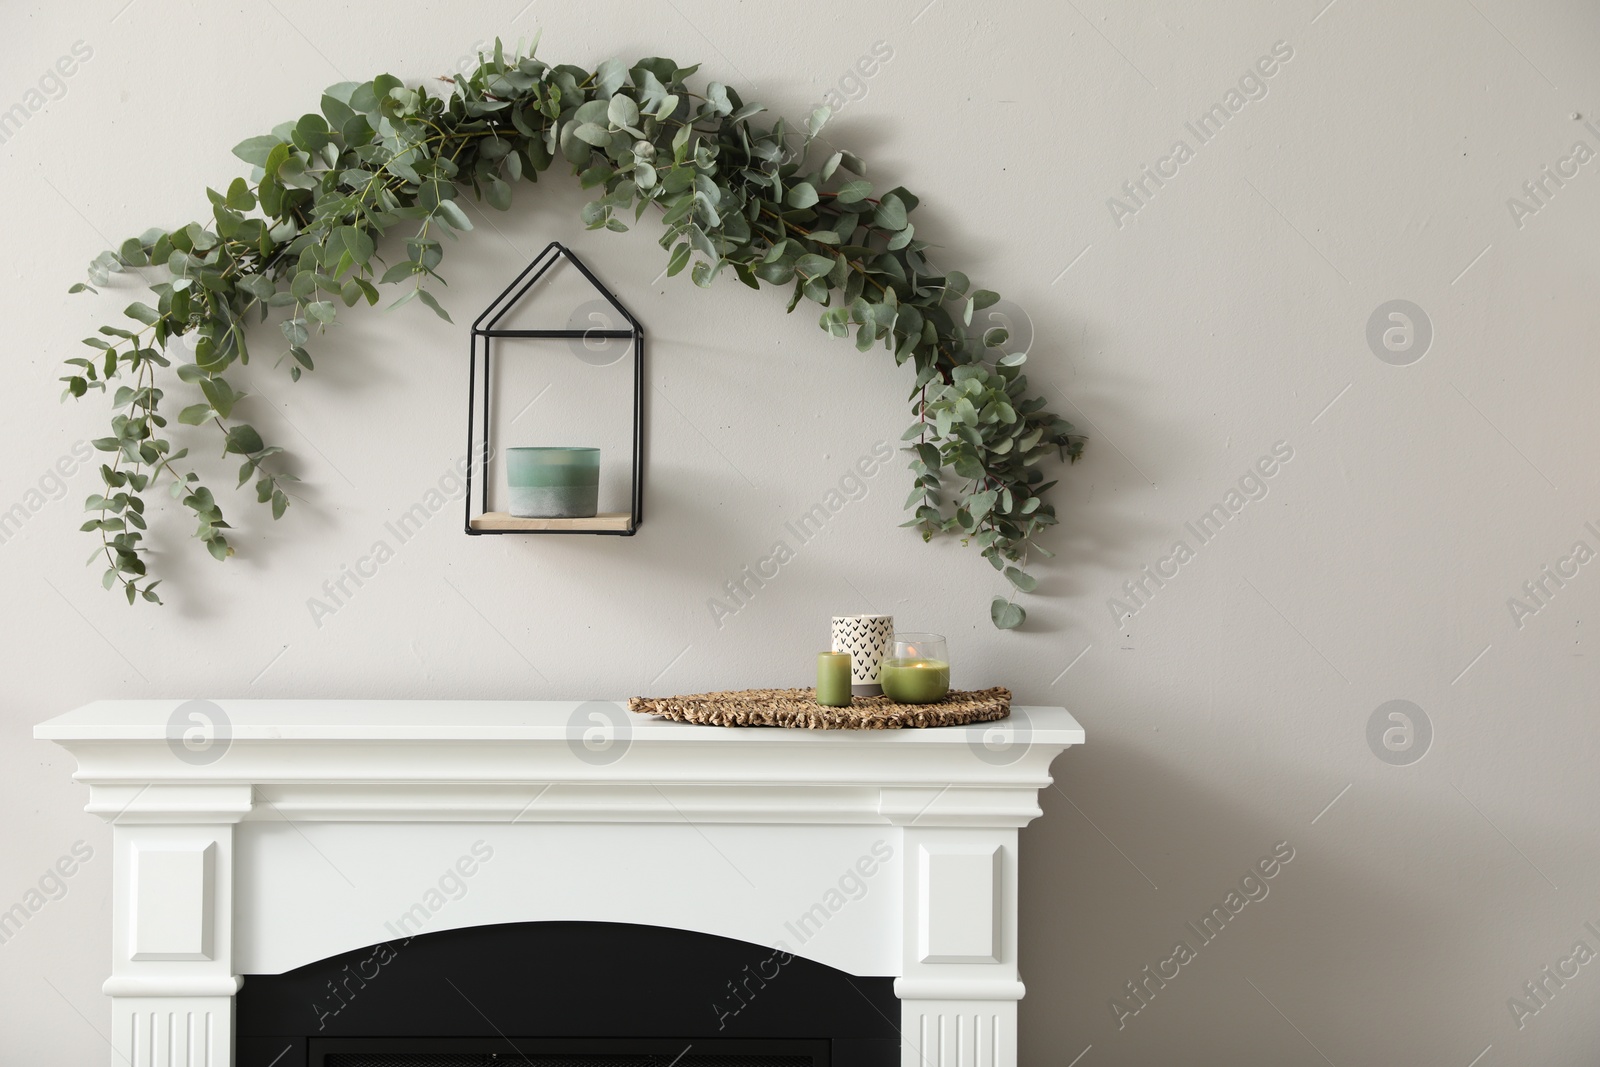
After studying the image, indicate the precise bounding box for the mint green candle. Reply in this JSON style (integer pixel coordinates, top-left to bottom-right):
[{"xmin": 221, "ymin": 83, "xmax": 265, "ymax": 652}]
[
  {"xmin": 816, "ymin": 651, "xmax": 852, "ymax": 707},
  {"xmin": 507, "ymin": 447, "xmax": 599, "ymax": 518},
  {"xmin": 880, "ymin": 658, "xmax": 950, "ymax": 703}
]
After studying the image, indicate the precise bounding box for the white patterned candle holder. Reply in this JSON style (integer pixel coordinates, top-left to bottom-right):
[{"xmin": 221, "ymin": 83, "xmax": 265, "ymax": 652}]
[{"xmin": 831, "ymin": 614, "xmax": 893, "ymax": 696}]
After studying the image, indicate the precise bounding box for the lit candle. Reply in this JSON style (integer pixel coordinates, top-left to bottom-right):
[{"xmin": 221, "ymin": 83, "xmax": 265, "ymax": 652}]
[
  {"xmin": 880, "ymin": 633, "xmax": 951, "ymax": 704},
  {"xmin": 816, "ymin": 651, "xmax": 852, "ymax": 707},
  {"xmin": 880, "ymin": 659, "xmax": 951, "ymax": 704}
]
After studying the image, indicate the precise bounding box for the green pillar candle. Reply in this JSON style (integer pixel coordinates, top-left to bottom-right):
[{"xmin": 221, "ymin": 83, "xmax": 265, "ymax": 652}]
[
  {"xmin": 816, "ymin": 651, "xmax": 852, "ymax": 707},
  {"xmin": 879, "ymin": 658, "xmax": 951, "ymax": 704}
]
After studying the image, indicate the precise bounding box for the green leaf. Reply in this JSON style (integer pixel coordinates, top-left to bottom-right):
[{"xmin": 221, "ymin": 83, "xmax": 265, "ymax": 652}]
[
  {"xmin": 233, "ymin": 135, "xmax": 282, "ymax": 166},
  {"xmin": 178, "ymin": 404, "xmax": 213, "ymax": 426},
  {"xmin": 486, "ymin": 176, "xmax": 512, "ymax": 210},
  {"xmin": 607, "ymin": 93, "xmax": 639, "ymax": 128},
  {"xmin": 807, "ymin": 106, "xmax": 831, "ymax": 137},
  {"xmin": 336, "ymin": 225, "xmax": 374, "ymax": 265},
  {"xmin": 277, "ymin": 154, "xmax": 317, "ymax": 190},
  {"xmin": 124, "ymin": 302, "xmax": 160, "ymax": 326},
  {"xmin": 596, "ymin": 57, "xmax": 627, "ymax": 97},
  {"xmin": 666, "ymin": 243, "xmax": 692, "ymax": 277},
  {"xmin": 1004, "ymin": 567, "xmax": 1038, "ymax": 592},
  {"xmin": 387, "ymin": 288, "xmax": 420, "ymax": 313},
  {"xmin": 293, "ymin": 112, "xmax": 330, "ymax": 152},
  {"xmin": 224, "ymin": 425, "xmax": 265, "ymax": 455},
  {"xmin": 787, "ymin": 182, "xmax": 819, "ymax": 209},
  {"xmin": 118, "ymin": 237, "xmax": 148, "ymax": 266},
  {"xmin": 380, "ymin": 261, "xmax": 420, "ymax": 285},
  {"xmin": 434, "ymin": 199, "xmax": 473, "ymax": 231},
  {"xmin": 795, "ymin": 253, "xmax": 835, "ymax": 280},
  {"xmin": 873, "ymin": 194, "xmax": 908, "ymax": 230},
  {"xmin": 991, "ymin": 597, "xmax": 1026, "ymax": 629},
  {"xmin": 952, "ymin": 450, "xmax": 985, "ymax": 480},
  {"xmin": 835, "ymin": 180, "xmax": 871, "ymax": 204},
  {"xmin": 321, "ymin": 89, "xmax": 356, "ymax": 129},
  {"xmin": 416, "ymin": 289, "xmax": 453, "ymax": 322},
  {"xmin": 706, "ymin": 82, "xmax": 733, "ymax": 115}
]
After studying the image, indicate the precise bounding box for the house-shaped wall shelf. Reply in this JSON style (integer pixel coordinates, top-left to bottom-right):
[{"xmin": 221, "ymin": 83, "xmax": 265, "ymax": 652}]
[{"xmin": 465, "ymin": 241, "xmax": 644, "ymax": 536}]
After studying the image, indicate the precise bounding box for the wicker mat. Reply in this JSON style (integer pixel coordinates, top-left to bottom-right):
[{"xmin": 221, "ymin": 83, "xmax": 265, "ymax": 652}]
[{"xmin": 627, "ymin": 687, "xmax": 1011, "ymax": 730}]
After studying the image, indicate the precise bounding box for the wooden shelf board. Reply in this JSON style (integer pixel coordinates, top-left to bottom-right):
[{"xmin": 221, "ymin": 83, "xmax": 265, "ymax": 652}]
[{"xmin": 470, "ymin": 511, "xmax": 633, "ymax": 533}]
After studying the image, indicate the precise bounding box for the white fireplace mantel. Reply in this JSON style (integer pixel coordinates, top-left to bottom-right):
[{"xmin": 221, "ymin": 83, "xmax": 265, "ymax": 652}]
[{"xmin": 37, "ymin": 699, "xmax": 1084, "ymax": 1067}]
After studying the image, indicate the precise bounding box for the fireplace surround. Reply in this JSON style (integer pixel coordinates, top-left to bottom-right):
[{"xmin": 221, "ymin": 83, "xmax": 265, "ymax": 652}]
[{"xmin": 35, "ymin": 699, "xmax": 1084, "ymax": 1067}]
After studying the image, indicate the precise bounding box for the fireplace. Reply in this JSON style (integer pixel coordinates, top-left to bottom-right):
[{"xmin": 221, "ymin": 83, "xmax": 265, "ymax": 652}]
[{"xmin": 36, "ymin": 699, "xmax": 1083, "ymax": 1067}]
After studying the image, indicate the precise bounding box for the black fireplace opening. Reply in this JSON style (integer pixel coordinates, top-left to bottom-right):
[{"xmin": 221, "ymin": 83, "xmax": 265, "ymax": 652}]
[
  {"xmin": 312, "ymin": 1035, "xmax": 824, "ymax": 1065},
  {"xmin": 237, "ymin": 921, "xmax": 899, "ymax": 1067}
]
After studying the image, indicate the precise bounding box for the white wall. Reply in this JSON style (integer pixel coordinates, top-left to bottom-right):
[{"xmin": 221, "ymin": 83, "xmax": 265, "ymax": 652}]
[{"xmin": 4, "ymin": 1, "xmax": 1599, "ymax": 1063}]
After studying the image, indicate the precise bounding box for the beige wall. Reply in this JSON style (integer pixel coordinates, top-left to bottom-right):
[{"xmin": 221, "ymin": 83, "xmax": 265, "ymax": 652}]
[{"xmin": 3, "ymin": 1, "xmax": 1598, "ymax": 1062}]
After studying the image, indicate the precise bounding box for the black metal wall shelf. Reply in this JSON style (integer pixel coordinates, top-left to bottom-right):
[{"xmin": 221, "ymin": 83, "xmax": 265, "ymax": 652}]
[{"xmin": 464, "ymin": 241, "xmax": 644, "ymax": 536}]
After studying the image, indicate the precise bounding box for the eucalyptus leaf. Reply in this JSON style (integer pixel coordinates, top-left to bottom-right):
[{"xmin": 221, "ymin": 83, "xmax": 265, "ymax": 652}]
[
  {"xmin": 1003, "ymin": 567, "xmax": 1038, "ymax": 592},
  {"xmin": 232, "ymin": 135, "xmax": 282, "ymax": 166},
  {"xmin": 991, "ymin": 598, "xmax": 1026, "ymax": 629},
  {"xmin": 607, "ymin": 93, "xmax": 639, "ymax": 128},
  {"xmin": 416, "ymin": 289, "xmax": 453, "ymax": 322},
  {"xmin": 434, "ymin": 199, "xmax": 473, "ymax": 230}
]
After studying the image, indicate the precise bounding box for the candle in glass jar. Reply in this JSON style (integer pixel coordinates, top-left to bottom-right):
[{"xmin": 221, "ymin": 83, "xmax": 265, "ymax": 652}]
[
  {"xmin": 880, "ymin": 657, "xmax": 951, "ymax": 704},
  {"xmin": 816, "ymin": 651, "xmax": 853, "ymax": 707}
]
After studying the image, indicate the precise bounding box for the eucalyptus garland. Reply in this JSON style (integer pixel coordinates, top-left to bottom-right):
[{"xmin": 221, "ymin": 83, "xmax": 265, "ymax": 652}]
[{"xmin": 66, "ymin": 41, "xmax": 1082, "ymax": 628}]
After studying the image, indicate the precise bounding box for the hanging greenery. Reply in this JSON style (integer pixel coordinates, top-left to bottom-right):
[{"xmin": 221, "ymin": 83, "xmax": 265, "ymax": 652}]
[{"xmin": 65, "ymin": 41, "xmax": 1083, "ymax": 628}]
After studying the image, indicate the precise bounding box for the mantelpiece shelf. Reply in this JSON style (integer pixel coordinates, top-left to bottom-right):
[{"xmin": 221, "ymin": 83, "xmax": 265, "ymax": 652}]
[{"xmin": 469, "ymin": 511, "xmax": 634, "ymax": 533}]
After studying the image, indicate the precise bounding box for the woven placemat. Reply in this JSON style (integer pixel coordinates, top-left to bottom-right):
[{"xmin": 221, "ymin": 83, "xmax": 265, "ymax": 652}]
[{"xmin": 627, "ymin": 687, "xmax": 1011, "ymax": 730}]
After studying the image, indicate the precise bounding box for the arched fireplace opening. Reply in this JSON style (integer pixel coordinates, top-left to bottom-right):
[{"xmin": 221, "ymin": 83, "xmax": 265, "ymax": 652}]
[{"xmin": 235, "ymin": 920, "xmax": 899, "ymax": 1066}]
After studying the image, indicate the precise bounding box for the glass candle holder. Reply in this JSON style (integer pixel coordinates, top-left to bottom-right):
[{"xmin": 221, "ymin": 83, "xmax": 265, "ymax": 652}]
[
  {"xmin": 880, "ymin": 633, "xmax": 951, "ymax": 704},
  {"xmin": 816, "ymin": 651, "xmax": 852, "ymax": 707}
]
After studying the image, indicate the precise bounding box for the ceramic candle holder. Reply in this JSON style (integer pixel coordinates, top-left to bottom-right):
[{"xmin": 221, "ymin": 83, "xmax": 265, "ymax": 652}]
[
  {"xmin": 506, "ymin": 447, "xmax": 599, "ymax": 518},
  {"xmin": 830, "ymin": 614, "xmax": 893, "ymax": 696}
]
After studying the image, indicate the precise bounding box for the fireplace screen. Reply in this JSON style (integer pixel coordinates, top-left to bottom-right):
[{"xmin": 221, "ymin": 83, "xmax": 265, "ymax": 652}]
[
  {"xmin": 239, "ymin": 922, "xmax": 896, "ymax": 1067},
  {"xmin": 317, "ymin": 1037, "xmax": 822, "ymax": 1065}
]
